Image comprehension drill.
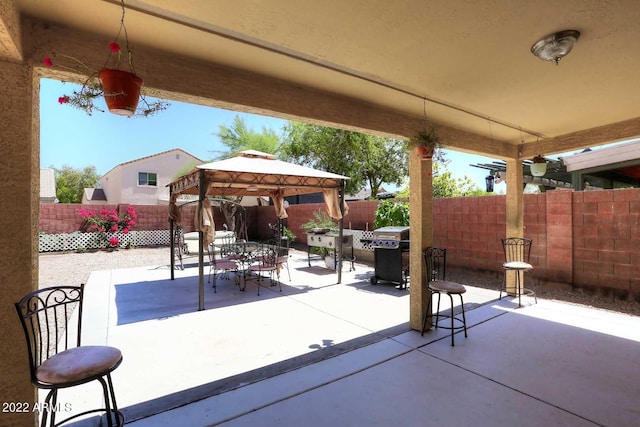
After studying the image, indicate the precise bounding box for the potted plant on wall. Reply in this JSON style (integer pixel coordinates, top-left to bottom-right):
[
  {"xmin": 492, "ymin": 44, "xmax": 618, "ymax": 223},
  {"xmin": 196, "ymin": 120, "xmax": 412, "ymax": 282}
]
[
  {"xmin": 42, "ymin": 0, "xmax": 168, "ymax": 117},
  {"xmin": 530, "ymin": 155, "xmax": 547, "ymax": 176}
]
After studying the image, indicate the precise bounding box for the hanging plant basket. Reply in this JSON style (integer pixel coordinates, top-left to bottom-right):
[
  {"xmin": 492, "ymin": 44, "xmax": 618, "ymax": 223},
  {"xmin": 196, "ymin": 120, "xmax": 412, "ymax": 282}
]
[
  {"xmin": 530, "ymin": 162, "xmax": 547, "ymax": 176},
  {"xmin": 99, "ymin": 69, "xmax": 143, "ymax": 116},
  {"xmin": 409, "ymin": 126, "xmax": 439, "ymax": 161},
  {"xmin": 414, "ymin": 145, "xmax": 434, "ymax": 159}
]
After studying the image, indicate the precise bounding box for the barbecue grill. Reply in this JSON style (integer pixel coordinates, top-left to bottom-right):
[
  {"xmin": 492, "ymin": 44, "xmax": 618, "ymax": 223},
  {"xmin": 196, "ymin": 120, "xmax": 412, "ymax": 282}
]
[
  {"xmin": 306, "ymin": 232, "xmax": 355, "ymax": 270},
  {"xmin": 368, "ymin": 226, "xmax": 410, "ymax": 288}
]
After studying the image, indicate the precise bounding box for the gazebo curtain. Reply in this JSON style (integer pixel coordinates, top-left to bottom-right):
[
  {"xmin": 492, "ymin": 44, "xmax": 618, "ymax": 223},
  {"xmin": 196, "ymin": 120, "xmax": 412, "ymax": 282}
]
[
  {"xmin": 194, "ymin": 198, "xmax": 215, "ymax": 246},
  {"xmin": 270, "ymin": 189, "xmax": 288, "ymax": 219},
  {"xmin": 322, "ymin": 188, "xmax": 348, "ymax": 220}
]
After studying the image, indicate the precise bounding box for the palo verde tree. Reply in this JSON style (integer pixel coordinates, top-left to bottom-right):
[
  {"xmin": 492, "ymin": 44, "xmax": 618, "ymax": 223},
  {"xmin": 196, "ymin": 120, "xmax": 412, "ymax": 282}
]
[
  {"xmin": 280, "ymin": 122, "xmax": 407, "ymax": 196},
  {"xmin": 212, "ymin": 115, "xmax": 281, "ymax": 159},
  {"xmin": 211, "ymin": 115, "xmax": 282, "ymax": 233},
  {"xmin": 55, "ymin": 165, "xmax": 99, "ymax": 203}
]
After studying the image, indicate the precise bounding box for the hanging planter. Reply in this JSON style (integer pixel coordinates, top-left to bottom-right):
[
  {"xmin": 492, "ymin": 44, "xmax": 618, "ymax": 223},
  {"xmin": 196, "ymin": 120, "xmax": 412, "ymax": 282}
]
[
  {"xmin": 99, "ymin": 69, "xmax": 143, "ymax": 116},
  {"xmin": 414, "ymin": 145, "xmax": 434, "ymax": 159},
  {"xmin": 409, "ymin": 126, "xmax": 440, "ymax": 161},
  {"xmin": 530, "ymin": 155, "xmax": 547, "ymax": 176},
  {"xmin": 42, "ymin": 0, "xmax": 168, "ymax": 117}
]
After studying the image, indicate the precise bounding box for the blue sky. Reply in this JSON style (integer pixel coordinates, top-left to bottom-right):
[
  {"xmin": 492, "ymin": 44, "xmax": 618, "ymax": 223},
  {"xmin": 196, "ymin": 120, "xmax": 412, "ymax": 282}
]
[{"xmin": 40, "ymin": 78, "xmax": 533, "ymax": 191}]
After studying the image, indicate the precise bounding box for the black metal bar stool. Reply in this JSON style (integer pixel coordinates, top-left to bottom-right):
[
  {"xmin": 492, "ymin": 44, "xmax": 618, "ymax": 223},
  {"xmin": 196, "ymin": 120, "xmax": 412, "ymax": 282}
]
[
  {"xmin": 15, "ymin": 284, "xmax": 124, "ymax": 427},
  {"xmin": 421, "ymin": 247, "xmax": 468, "ymax": 346},
  {"xmin": 501, "ymin": 237, "xmax": 538, "ymax": 307}
]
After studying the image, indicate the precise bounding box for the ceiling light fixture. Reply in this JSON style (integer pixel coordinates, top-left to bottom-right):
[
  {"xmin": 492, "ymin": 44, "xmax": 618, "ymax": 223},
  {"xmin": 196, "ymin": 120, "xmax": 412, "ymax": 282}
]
[{"xmin": 531, "ymin": 30, "xmax": 580, "ymax": 65}]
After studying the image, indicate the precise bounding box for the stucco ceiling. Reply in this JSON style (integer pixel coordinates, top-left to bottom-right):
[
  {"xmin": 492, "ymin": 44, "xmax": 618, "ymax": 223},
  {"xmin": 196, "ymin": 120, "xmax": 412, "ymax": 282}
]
[{"xmin": 12, "ymin": 0, "xmax": 640, "ymax": 156}]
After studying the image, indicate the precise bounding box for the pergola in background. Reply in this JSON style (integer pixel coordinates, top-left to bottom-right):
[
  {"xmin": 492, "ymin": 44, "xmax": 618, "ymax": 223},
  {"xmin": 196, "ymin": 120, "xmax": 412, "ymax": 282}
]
[
  {"xmin": 471, "ymin": 140, "xmax": 640, "ymax": 191},
  {"xmin": 168, "ymin": 150, "xmax": 349, "ymax": 310}
]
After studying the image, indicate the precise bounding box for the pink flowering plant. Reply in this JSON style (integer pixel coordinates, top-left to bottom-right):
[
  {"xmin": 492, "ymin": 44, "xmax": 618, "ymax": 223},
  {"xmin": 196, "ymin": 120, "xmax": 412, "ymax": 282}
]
[
  {"xmin": 78, "ymin": 206, "xmax": 138, "ymax": 249},
  {"xmin": 41, "ymin": 0, "xmax": 168, "ymax": 116}
]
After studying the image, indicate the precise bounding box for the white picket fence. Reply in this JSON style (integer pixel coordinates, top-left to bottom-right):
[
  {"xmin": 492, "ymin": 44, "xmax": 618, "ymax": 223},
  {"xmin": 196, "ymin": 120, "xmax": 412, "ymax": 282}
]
[{"xmin": 39, "ymin": 230, "xmax": 170, "ymax": 252}]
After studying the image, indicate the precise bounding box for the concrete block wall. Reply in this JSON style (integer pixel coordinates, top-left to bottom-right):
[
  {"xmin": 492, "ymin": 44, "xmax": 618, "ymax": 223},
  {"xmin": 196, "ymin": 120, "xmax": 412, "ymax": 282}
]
[
  {"xmin": 38, "ymin": 188, "xmax": 640, "ymax": 299},
  {"xmin": 39, "ymin": 203, "xmax": 173, "ymax": 233},
  {"xmin": 573, "ymin": 189, "xmax": 640, "ymax": 299}
]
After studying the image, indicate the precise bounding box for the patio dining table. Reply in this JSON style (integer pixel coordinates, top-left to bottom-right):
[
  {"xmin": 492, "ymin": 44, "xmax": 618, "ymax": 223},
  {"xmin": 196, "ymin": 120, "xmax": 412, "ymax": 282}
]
[{"xmin": 212, "ymin": 241, "xmax": 262, "ymax": 291}]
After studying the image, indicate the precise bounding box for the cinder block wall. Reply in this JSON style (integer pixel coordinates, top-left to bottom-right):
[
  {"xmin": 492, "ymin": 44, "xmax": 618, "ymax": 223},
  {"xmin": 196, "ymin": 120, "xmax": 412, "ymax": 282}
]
[
  {"xmin": 572, "ymin": 189, "xmax": 640, "ymax": 299},
  {"xmin": 39, "ymin": 188, "xmax": 640, "ymax": 299}
]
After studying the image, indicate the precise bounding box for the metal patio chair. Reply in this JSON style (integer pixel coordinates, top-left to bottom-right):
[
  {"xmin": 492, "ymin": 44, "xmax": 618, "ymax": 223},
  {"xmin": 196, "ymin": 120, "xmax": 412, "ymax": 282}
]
[
  {"xmin": 268, "ymin": 238, "xmax": 291, "ymax": 281},
  {"xmin": 208, "ymin": 243, "xmax": 239, "ymax": 292},
  {"xmin": 247, "ymin": 246, "xmax": 281, "ymax": 295},
  {"xmin": 421, "ymin": 247, "xmax": 468, "ymax": 346},
  {"xmin": 500, "ymin": 237, "xmax": 537, "ymax": 307},
  {"xmin": 14, "ymin": 284, "xmax": 124, "ymax": 427}
]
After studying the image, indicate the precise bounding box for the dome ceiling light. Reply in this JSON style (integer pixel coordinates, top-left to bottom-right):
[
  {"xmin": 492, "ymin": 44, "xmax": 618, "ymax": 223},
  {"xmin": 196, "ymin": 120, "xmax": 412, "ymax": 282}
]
[{"xmin": 531, "ymin": 30, "xmax": 580, "ymax": 65}]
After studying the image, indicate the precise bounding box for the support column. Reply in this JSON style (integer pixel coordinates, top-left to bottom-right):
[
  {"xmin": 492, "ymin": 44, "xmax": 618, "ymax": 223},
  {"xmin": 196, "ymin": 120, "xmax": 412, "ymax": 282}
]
[
  {"xmin": 409, "ymin": 151, "xmax": 433, "ymax": 330},
  {"xmin": 0, "ymin": 60, "xmax": 39, "ymax": 426},
  {"xmin": 505, "ymin": 158, "xmax": 524, "ymax": 295}
]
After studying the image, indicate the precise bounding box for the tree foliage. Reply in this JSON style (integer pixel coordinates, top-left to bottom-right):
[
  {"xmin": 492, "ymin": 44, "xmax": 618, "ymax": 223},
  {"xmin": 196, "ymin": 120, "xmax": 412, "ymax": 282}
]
[
  {"xmin": 280, "ymin": 122, "xmax": 407, "ymax": 196},
  {"xmin": 55, "ymin": 165, "xmax": 99, "ymax": 203},
  {"xmin": 213, "ymin": 115, "xmax": 281, "ymax": 159},
  {"xmin": 397, "ymin": 162, "xmax": 484, "ymax": 198}
]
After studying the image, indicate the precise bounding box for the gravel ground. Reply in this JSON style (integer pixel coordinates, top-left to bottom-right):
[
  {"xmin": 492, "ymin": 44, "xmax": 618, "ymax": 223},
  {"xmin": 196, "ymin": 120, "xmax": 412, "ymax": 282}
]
[{"xmin": 39, "ymin": 246, "xmax": 640, "ymax": 317}]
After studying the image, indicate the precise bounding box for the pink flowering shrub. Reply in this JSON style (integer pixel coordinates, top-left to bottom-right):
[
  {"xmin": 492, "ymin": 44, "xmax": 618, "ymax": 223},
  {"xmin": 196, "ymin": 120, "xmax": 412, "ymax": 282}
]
[{"xmin": 78, "ymin": 206, "xmax": 138, "ymax": 248}]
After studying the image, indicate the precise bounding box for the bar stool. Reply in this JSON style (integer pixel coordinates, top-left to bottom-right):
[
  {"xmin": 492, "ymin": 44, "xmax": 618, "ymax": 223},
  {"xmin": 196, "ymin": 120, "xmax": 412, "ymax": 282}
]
[
  {"xmin": 15, "ymin": 284, "xmax": 124, "ymax": 427},
  {"xmin": 501, "ymin": 237, "xmax": 537, "ymax": 307},
  {"xmin": 421, "ymin": 247, "xmax": 468, "ymax": 346}
]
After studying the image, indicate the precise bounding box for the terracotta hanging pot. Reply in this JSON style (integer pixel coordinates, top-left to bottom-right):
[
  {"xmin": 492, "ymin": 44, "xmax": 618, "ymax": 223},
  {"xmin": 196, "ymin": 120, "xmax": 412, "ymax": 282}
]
[
  {"xmin": 99, "ymin": 69, "xmax": 143, "ymax": 116},
  {"xmin": 414, "ymin": 146, "xmax": 434, "ymax": 159}
]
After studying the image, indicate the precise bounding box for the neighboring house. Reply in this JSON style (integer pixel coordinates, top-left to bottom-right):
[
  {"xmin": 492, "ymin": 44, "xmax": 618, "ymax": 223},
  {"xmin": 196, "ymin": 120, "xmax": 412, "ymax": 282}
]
[
  {"xmin": 40, "ymin": 168, "xmax": 57, "ymax": 203},
  {"xmin": 98, "ymin": 149, "xmax": 204, "ymax": 205},
  {"xmin": 81, "ymin": 188, "xmax": 108, "ymax": 205},
  {"xmin": 561, "ymin": 140, "xmax": 640, "ymax": 190},
  {"xmin": 345, "ymin": 187, "xmax": 391, "ymax": 201}
]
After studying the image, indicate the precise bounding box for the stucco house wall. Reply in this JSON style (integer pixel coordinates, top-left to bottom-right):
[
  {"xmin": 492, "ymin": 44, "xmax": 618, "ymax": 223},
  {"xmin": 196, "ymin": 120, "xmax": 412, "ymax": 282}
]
[{"xmin": 100, "ymin": 148, "xmax": 203, "ymax": 205}]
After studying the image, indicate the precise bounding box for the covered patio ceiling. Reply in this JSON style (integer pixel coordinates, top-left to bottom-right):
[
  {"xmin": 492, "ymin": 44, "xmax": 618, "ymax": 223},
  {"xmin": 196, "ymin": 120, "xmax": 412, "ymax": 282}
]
[{"xmin": 9, "ymin": 0, "xmax": 640, "ymax": 160}]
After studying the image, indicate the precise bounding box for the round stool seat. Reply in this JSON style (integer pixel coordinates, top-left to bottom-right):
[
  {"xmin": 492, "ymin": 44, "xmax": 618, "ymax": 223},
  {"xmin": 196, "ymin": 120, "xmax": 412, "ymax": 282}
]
[
  {"xmin": 503, "ymin": 261, "xmax": 533, "ymax": 270},
  {"xmin": 37, "ymin": 345, "xmax": 122, "ymax": 385}
]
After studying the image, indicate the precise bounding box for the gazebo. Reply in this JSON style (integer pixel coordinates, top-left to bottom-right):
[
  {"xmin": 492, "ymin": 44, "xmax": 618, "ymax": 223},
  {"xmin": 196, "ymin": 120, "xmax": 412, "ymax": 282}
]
[{"xmin": 168, "ymin": 150, "xmax": 349, "ymax": 310}]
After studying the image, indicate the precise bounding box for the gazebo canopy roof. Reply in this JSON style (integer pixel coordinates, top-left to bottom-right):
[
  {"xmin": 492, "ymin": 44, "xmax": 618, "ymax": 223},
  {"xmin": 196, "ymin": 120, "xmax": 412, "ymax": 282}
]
[{"xmin": 169, "ymin": 150, "xmax": 349, "ymax": 197}]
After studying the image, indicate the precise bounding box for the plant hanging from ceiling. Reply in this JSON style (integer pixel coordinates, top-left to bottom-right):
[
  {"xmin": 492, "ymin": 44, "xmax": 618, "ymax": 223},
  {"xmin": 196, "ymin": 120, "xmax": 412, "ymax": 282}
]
[
  {"xmin": 530, "ymin": 154, "xmax": 547, "ymax": 176},
  {"xmin": 407, "ymin": 98, "xmax": 441, "ymax": 160},
  {"xmin": 42, "ymin": 0, "xmax": 168, "ymax": 117}
]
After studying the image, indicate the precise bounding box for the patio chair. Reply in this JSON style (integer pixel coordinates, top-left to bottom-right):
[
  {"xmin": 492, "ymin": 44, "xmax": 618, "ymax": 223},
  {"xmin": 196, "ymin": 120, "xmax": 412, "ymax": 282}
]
[
  {"xmin": 247, "ymin": 247, "xmax": 281, "ymax": 295},
  {"xmin": 219, "ymin": 231, "xmax": 238, "ymax": 261},
  {"xmin": 172, "ymin": 225, "xmax": 188, "ymax": 270},
  {"xmin": 500, "ymin": 237, "xmax": 537, "ymax": 307},
  {"xmin": 268, "ymin": 238, "xmax": 291, "ymax": 281},
  {"xmin": 14, "ymin": 284, "xmax": 124, "ymax": 427},
  {"xmin": 208, "ymin": 244, "xmax": 239, "ymax": 292},
  {"xmin": 421, "ymin": 247, "xmax": 468, "ymax": 346}
]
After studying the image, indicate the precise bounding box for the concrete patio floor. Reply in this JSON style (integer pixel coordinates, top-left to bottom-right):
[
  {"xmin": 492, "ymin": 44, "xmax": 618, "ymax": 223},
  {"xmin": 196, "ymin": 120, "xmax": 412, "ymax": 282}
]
[{"xmin": 67, "ymin": 252, "xmax": 640, "ymax": 427}]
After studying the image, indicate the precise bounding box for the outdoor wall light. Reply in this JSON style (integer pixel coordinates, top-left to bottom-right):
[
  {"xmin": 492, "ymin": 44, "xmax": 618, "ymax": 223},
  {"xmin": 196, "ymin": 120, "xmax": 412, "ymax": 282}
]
[
  {"xmin": 531, "ymin": 30, "xmax": 580, "ymax": 65},
  {"xmin": 485, "ymin": 173, "xmax": 495, "ymax": 193}
]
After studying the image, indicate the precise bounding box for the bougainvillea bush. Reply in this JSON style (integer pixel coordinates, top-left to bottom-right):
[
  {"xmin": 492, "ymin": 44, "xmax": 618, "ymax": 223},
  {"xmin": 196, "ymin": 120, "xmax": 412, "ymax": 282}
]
[{"xmin": 78, "ymin": 206, "xmax": 137, "ymax": 248}]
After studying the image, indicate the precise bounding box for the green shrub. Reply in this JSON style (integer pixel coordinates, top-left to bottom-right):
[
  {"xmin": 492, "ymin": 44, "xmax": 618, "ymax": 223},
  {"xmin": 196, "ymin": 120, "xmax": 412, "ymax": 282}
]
[{"xmin": 374, "ymin": 200, "xmax": 409, "ymax": 228}]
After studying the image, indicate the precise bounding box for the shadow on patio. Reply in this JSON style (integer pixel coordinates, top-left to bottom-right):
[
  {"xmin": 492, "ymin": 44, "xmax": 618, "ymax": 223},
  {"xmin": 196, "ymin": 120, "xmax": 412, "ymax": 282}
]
[{"xmin": 69, "ymin": 252, "xmax": 639, "ymax": 427}]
